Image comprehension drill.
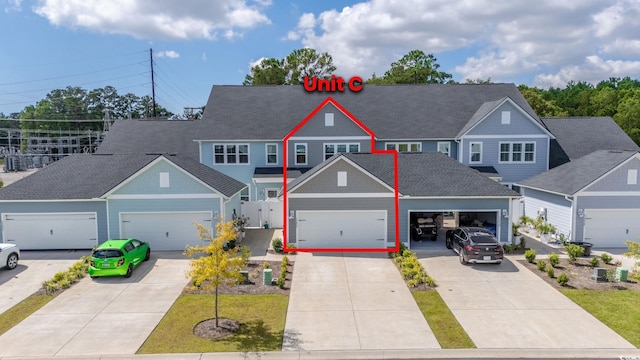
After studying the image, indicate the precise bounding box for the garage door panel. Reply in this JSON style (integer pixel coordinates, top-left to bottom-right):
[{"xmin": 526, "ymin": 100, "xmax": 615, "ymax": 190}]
[
  {"xmin": 120, "ymin": 212, "xmax": 212, "ymax": 251},
  {"xmin": 296, "ymin": 211, "xmax": 386, "ymax": 249},
  {"xmin": 3, "ymin": 213, "xmax": 97, "ymax": 250},
  {"xmin": 584, "ymin": 209, "xmax": 640, "ymax": 248}
]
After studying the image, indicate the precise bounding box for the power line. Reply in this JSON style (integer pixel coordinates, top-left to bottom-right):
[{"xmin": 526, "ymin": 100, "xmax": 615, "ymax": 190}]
[{"xmin": 0, "ymin": 62, "xmax": 146, "ymax": 87}]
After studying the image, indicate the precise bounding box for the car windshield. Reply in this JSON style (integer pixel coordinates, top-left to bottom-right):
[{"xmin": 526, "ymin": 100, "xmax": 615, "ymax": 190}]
[
  {"xmin": 93, "ymin": 249, "xmax": 123, "ymax": 258},
  {"xmin": 469, "ymin": 232, "xmax": 497, "ymax": 244}
]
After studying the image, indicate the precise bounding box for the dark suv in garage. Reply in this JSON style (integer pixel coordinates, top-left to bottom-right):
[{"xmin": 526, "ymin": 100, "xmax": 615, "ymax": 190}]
[{"xmin": 446, "ymin": 227, "xmax": 503, "ymax": 264}]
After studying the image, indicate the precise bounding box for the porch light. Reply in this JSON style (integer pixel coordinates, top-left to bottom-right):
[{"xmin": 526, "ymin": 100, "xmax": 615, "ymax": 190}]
[{"xmin": 502, "ymin": 209, "xmax": 509, "ymax": 218}]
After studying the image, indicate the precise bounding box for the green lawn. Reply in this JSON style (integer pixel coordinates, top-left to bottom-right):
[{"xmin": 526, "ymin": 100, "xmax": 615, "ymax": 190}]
[
  {"xmin": 138, "ymin": 294, "xmax": 289, "ymax": 353},
  {"xmin": 561, "ymin": 289, "xmax": 640, "ymax": 347},
  {"xmin": 0, "ymin": 294, "xmax": 55, "ymax": 336},
  {"xmin": 412, "ymin": 290, "xmax": 475, "ymax": 348}
]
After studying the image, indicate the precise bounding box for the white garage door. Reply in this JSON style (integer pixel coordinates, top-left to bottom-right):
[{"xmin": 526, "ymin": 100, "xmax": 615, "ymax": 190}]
[
  {"xmin": 584, "ymin": 209, "xmax": 640, "ymax": 248},
  {"xmin": 2, "ymin": 213, "xmax": 97, "ymax": 250},
  {"xmin": 296, "ymin": 210, "xmax": 386, "ymax": 249},
  {"xmin": 120, "ymin": 212, "xmax": 213, "ymax": 251}
]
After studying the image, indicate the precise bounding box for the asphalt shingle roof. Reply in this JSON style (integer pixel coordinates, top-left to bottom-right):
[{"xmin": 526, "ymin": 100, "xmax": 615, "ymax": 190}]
[
  {"xmin": 0, "ymin": 153, "xmax": 246, "ymax": 200},
  {"xmin": 541, "ymin": 117, "xmax": 640, "ymax": 168},
  {"xmin": 288, "ymin": 152, "xmax": 520, "ymax": 198},
  {"xmin": 200, "ymin": 84, "xmax": 539, "ymax": 140},
  {"xmin": 517, "ymin": 150, "xmax": 639, "ymax": 195}
]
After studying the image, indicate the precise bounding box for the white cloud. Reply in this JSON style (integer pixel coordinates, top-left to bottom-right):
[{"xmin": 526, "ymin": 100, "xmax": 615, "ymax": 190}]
[
  {"xmin": 288, "ymin": 0, "xmax": 640, "ymax": 86},
  {"xmin": 248, "ymin": 57, "xmax": 267, "ymax": 69},
  {"xmin": 4, "ymin": 0, "xmax": 22, "ymax": 12},
  {"xmin": 33, "ymin": 0, "xmax": 271, "ymax": 40},
  {"xmin": 202, "ymin": 53, "xmax": 207, "ymax": 62},
  {"xmin": 534, "ymin": 56, "xmax": 640, "ymax": 88},
  {"xmin": 156, "ymin": 50, "xmax": 180, "ymax": 59}
]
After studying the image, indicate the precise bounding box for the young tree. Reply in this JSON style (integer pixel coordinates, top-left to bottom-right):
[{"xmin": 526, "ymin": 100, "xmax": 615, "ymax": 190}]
[
  {"xmin": 243, "ymin": 58, "xmax": 286, "ymax": 85},
  {"xmin": 184, "ymin": 220, "xmax": 250, "ymax": 328}
]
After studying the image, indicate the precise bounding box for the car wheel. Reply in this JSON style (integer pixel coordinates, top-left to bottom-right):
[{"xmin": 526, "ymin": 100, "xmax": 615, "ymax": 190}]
[
  {"xmin": 445, "ymin": 238, "xmax": 452, "ymax": 249},
  {"xmin": 144, "ymin": 248, "xmax": 150, "ymax": 261},
  {"xmin": 459, "ymin": 250, "xmax": 468, "ymax": 265},
  {"xmin": 124, "ymin": 264, "xmax": 133, "ymax": 278},
  {"xmin": 6, "ymin": 253, "xmax": 18, "ymax": 270}
]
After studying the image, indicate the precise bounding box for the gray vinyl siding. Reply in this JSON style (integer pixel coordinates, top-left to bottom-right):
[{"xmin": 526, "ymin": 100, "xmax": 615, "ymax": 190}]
[
  {"xmin": 0, "ymin": 201, "xmax": 108, "ymax": 243},
  {"xmin": 582, "ymin": 157, "xmax": 640, "ymax": 192},
  {"xmin": 466, "ymin": 102, "xmax": 546, "ymax": 136},
  {"xmin": 113, "ymin": 160, "xmax": 212, "ymax": 195},
  {"xmin": 399, "ymin": 198, "xmax": 511, "ymax": 244},
  {"xmin": 291, "ymin": 159, "xmax": 392, "ymax": 194},
  {"xmin": 522, "ymin": 188, "xmax": 572, "ymax": 239},
  {"xmin": 292, "ymin": 104, "xmax": 371, "ymax": 137},
  {"xmin": 460, "ymin": 137, "xmax": 548, "ymax": 183},
  {"xmin": 107, "ymin": 198, "xmax": 221, "ymax": 240},
  {"xmin": 287, "ymin": 139, "xmax": 371, "ymax": 168},
  {"xmin": 573, "ymin": 195, "xmax": 640, "ymax": 241},
  {"xmin": 287, "ymin": 198, "xmax": 395, "ymax": 245}
]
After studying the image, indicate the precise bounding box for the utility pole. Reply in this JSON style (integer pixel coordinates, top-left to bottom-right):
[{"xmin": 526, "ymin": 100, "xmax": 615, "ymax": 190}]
[{"xmin": 150, "ymin": 48, "xmax": 157, "ymax": 118}]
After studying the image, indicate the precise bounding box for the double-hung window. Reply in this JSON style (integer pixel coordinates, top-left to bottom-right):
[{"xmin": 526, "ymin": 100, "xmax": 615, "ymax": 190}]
[
  {"xmin": 324, "ymin": 143, "xmax": 360, "ymax": 160},
  {"xmin": 499, "ymin": 142, "xmax": 535, "ymax": 163},
  {"xmin": 214, "ymin": 144, "xmax": 249, "ymax": 164},
  {"xmin": 470, "ymin": 142, "xmax": 482, "ymax": 163},
  {"xmin": 266, "ymin": 143, "xmax": 278, "ymax": 165},
  {"xmin": 437, "ymin": 142, "xmax": 450, "ymax": 156},
  {"xmin": 295, "ymin": 143, "xmax": 307, "ymax": 165},
  {"xmin": 385, "ymin": 142, "xmax": 421, "ymax": 152}
]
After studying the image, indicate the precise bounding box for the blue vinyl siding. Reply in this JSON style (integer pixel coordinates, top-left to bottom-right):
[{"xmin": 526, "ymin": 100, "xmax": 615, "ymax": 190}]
[
  {"xmin": 286, "ymin": 139, "xmax": 370, "ymax": 168},
  {"xmin": 0, "ymin": 201, "xmax": 108, "ymax": 243},
  {"xmin": 582, "ymin": 157, "xmax": 640, "ymax": 192},
  {"xmin": 113, "ymin": 159, "xmax": 212, "ymax": 195},
  {"xmin": 200, "ymin": 142, "xmax": 277, "ymax": 169},
  {"xmin": 107, "ymin": 198, "xmax": 221, "ymax": 240},
  {"xmin": 255, "ymin": 181, "xmax": 283, "ymax": 201},
  {"xmin": 399, "ymin": 198, "xmax": 511, "ymax": 244},
  {"xmin": 466, "ymin": 102, "xmax": 546, "ymax": 136}
]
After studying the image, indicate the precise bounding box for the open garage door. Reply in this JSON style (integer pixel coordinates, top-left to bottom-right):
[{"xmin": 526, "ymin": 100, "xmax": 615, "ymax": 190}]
[
  {"xmin": 459, "ymin": 211, "xmax": 498, "ymax": 236},
  {"xmin": 2, "ymin": 213, "xmax": 97, "ymax": 250},
  {"xmin": 584, "ymin": 209, "xmax": 640, "ymax": 248},
  {"xmin": 296, "ymin": 210, "xmax": 386, "ymax": 249},
  {"xmin": 120, "ymin": 212, "xmax": 213, "ymax": 251}
]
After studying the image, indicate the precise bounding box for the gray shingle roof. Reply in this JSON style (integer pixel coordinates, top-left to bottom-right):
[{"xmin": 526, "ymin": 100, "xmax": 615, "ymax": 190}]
[
  {"xmin": 0, "ymin": 154, "xmax": 246, "ymax": 200},
  {"xmin": 288, "ymin": 152, "xmax": 520, "ymax": 197},
  {"xmin": 200, "ymin": 84, "xmax": 539, "ymax": 140},
  {"xmin": 541, "ymin": 117, "xmax": 639, "ymax": 168},
  {"xmin": 517, "ymin": 150, "xmax": 639, "ymax": 195},
  {"xmin": 96, "ymin": 119, "xmax": 201, "ymax": 160}
]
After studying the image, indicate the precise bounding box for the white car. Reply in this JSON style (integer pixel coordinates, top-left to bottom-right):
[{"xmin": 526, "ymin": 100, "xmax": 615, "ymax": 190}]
[{"xmin": 0, "ymin": 243, "xmax": 20, "ymax": 270}]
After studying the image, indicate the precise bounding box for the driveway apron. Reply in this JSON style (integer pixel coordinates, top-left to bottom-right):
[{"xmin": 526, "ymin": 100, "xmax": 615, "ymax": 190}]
[
  {"xmin": 420, "ymin": 253, "xmax": 635, "ymax": 349},
  {"xmin": 0, "ymin": 256, "xmax": 190, "ymax": 357},
  {"xmin": 283, "ymin": 252, "xmax": 440, "ymax": 351}
]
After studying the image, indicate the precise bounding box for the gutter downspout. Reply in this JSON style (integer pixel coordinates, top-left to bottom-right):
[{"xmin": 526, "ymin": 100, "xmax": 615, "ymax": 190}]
[{"xmin": 564, "ymin": 195, "xmax": 574, "ymax": 240}]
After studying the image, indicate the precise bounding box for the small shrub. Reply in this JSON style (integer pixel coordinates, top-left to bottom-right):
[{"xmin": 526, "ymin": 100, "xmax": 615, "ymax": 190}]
[
  {"xmin": 41, "ymin": 256, "xmax": 89, "ymax": 295},
  {"xmin": 600, "ymin": 253, "xmax": 613, "ymax": 264},
  {"xmin": 423, "ymin": 276, "xmax": 436, "ymax": 287},
  {"xmin": 605, "ymin": 269, "xmax": 616, "ymax": 282},
  {"xmin": 519, "ymin": 236, "xmax": 527, "ymax": 250},
  {"xmin": 272, "ymin": 238, "xmax": 283, "ymax": 253},
  {"xmin": 276, "ymin": 275, "xmax": 286, "ymax": 289},
  {"xmin": 566, "ymin": 244, "xmax": 584, "ymax": 263},
  {"xmin": 262, "ymin": 261, "xmax": 270, "ymax": 269},
  {"xmin": 557, "ymin": 273, "xmax": 569, "ymax": 286},
  {"xmin": 546, "ymin": 267, "xmax": 555, "ymax": 278},
  {"xmin": 282, "ymin": 256, "xmax": 289, "ymax": 267},
  {"xmin": 536, "ymin": 260, "xmax": 546, "ymax": 271},
  {"xmin": 548, "ymin": 252, "xmax": 560, "ymax": 268},
  {"xmin": 286, "ymin": 243, "xmax": 297, "ymax": 254},
  {"xmin": 525, "ymin": 249, "xmax": 536, "ymax": 263},
  {"xmin": 590, "ymin": 256, "xmax": 600, "ymax": 267},
  {"xmin": 557, "ymin": 233, "xmax": 567, "ymax": 246}
]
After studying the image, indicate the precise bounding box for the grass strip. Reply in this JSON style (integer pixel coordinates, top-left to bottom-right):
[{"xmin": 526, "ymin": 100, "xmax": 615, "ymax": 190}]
[
  {"xmin": 0, "ymin": 294, "xmax": 55, "ymax": 336},
  {"xmin": 561, "ymin": 289, "xmax": 640, "ymax": 348},
  {"xmin": 412, "ymin": 290, "xmax": 475, "ymax": 349},
  {"xmin": 138, "ymin": 293, "xmax": 289, "ymax": 353}
]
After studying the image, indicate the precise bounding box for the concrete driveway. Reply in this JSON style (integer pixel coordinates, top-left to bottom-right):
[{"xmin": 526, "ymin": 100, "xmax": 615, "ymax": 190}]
[
  {"xmin": 283, "ymin": 252, "xmax": 440, "ymax": 351},
  {"xmin": 0, "ymin": 251, "xmax": 88, "ymax": 315},
  {"xmin": 419, "ymin": 251, "xmax": 635, "ymax": 349},
  {"xmin": 0, "ymin": 252, "xmax": 189, "ymax": 357}
]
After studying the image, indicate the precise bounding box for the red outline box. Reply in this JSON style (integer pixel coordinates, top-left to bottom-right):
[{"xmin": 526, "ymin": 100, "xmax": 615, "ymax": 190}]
[{"xmin": 282, "ymin": 96, "xmax": 399, "ymax": 253}]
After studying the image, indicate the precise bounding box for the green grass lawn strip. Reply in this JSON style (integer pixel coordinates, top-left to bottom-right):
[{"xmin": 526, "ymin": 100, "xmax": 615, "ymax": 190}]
[
  {"xmin": 412, "ymin": 290, "xmax": 475, "ymax": 348},
  {"xmin": 561, "ymin": 289, "xmax": 640, "ymax": 348},
  {"xmin": 0, "ymin": 294, "xmax": 56, "ymax": 336},
  {"xmin": 138, "ymin": 293, "xmax": 289, "ymax": 353}
]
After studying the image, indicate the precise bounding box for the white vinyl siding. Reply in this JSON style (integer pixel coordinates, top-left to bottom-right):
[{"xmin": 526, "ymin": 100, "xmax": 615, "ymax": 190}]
[
  {"xmin": 469, "ymin": 142, "xmax": 482, "ymax": 164},
  {"xmin": 266, "ymin": 143, "xmax": 278, "ymax": 165},
  {"xmin": 385, "ymin": 142, "xmax": 421, "ymax": 152},
  {"xmin": 324, "ymin": 143, "xmax": 360, "ymax": 160},
  {"xmin": 214, "ymin": 144, "xmax": 249, "ymax": 164},
  {"xmin": 498, "ymin": 142, "xmax": 535, "ymax": 163}
]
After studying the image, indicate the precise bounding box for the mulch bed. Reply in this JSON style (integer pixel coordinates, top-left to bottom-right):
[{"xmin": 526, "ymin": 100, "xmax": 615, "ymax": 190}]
[
  {"xmin": 183, "ymin": 259, "xmax": 294, "ymax": 295},
  {"xmin": 193, "ymin": 318, "xmax": 240, "ymax": 339},
  {"xmin": 519, "ymin": 258, "xmax": 640, "ymax": 291}
]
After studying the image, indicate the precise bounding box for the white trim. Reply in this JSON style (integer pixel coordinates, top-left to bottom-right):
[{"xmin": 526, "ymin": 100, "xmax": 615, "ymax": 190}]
[
  {"xmin": 159, "ymin": 172, "xmax": 170, "ymax": 188},
  {"xmin": 498, "ymin": 141, "xmax": 536, "ymax": 164},
  {"xmin": 253, "ymin": 177, "xmax": 284, "ymax": 184},
  {"xmin": 517, "ymin": 184, "xmax": 570, "ymax": 197},
  {"xmin": 325, "ymin": 113, "xmax": 334, "ymax": 126},
  {"xmin": 213, "ymin": 143, "xmax": 251, "ymax": 165},
  {"xmin": 294, "ymin": 143, "xmax": 308, "ymax": 165},
  {"xmin": 628, "ymin": 169, "xmax": 638, "ymax": 185},
  {"xmin": 501, "ymin": 111, "xmax": 511, "ymax": 125},
  {"xmin": 469, "ymin": 142, "xmax": 482, "ymax": 164},
  {"xmin": 545, "ymin": 137, "xmax": 550, "ymax": 171},
  {"xmin": 288, "ymin": 193, "xmax": 395, "ymax": 198},
  {"xmin": 265, "ymin": 143, "xmax": 279, "ymax": 165},
  {"xmin": 574, "ymin": 191, "xmax": 640, "ymax": 197},
  {"xmin": 402, "ymin": 195, "xmax": 519, "ymax": 199},
  {"xmin": 437, "ymin": 141, "xmax": 451, "ymax": 156},
  {"xmin": 106, "ymin": 198, "xmax": 111, "ymax": 239},
  {"xmin": 0, "ymin": 198, "xmax": 106, "ymax": 203},
  {"xmin": 576, "ymin": 153, "xmax": 640, "ymax": 194},
  {"xmin": 108, "ymin": 194, "xmax": 221, "ymax": 199},
  {"xmin": 289, "ymin": 136, "xmax": 371, "ymax": 141},
  {"xmin": 265, "ymin": 188, "xmax": 279, "ymax": 200},
  {"xmin": 323, "ymin": 142, "xmax": 360, "ymax": 160},
  {"xmin": 337, "ymin": 171, "xmax": 347, "ymax": 187},
  {"xmin": 385, "ymin": 142, "xmax": 422, "ymax": 152},
  {"xmin": 240, "ymin": 184, "xmax": 250, "ymax": 202},
  {"xmin": 462, "ymin": 134, "xmax": 550, "ymax": 139}
]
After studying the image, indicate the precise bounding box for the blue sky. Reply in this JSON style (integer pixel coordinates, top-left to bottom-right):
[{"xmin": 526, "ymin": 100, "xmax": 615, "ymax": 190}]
[{"xmin": 1, "ymin": 0, "xmax": 640, "ymax": 117}]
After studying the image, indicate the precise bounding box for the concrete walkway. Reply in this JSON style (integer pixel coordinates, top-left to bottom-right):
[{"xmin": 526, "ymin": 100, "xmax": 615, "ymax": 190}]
[
  {"xmin": 283, "ymin": 252, "xmax": 440, "ymax": 351},
  {"xmin": 419, "ymin": 252, "xmax": 635, "ymax": 349},
  {"xmin": 0, "ymin": 256, "xmax": 189, "ymax": 357}
]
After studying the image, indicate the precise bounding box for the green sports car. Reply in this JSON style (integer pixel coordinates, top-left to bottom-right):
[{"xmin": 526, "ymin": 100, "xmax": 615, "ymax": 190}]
[{"xmin": 89, "ymin": 238, "xmax": 150, "ymax": 278}]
